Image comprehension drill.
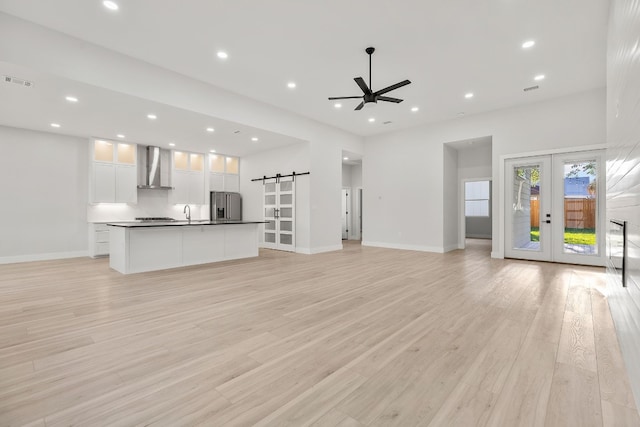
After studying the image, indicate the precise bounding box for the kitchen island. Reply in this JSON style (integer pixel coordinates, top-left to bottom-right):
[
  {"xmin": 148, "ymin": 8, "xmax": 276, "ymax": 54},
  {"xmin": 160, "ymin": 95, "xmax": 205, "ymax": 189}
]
[{"xmin": 107, "ymin": 221, "xmax": 264, "ymax": 274}]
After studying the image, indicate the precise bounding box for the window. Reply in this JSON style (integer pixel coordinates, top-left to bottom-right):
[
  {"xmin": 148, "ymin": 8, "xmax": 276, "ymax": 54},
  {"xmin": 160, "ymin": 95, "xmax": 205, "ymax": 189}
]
[{"xmin": 465, "ymin": 181, "xmax": 490, "ymax": 217}]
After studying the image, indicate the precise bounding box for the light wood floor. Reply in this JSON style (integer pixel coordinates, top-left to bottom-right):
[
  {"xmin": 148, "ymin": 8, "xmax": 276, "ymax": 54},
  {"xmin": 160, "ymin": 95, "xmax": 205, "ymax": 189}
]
[{"xmin": 0, "ymin": 240, "xmax": 638, "ymax": 426}]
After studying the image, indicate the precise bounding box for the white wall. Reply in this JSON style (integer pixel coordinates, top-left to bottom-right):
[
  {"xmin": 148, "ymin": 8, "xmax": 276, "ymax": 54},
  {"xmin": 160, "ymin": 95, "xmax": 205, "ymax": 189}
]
[
  {"xmin": 458, "ymin": 143, "xmax": 492, "ymax": 180},
  {"xmin": 0, "ymin": 125, "xmax": 88, "ymax": 262},
  {"xmin": 443, "ymin": 145, "xmax": 459, "ymax": 251},
  {"xmin": 363, "ymin": 88, "xmax": 605, "ymax": 254},
  {"xmin": 0, "ymin": 13, "xmax": 363, "ymax": 254},
  {"xmin": 606, "ymin": 0, "xmax": 640, "ymax": 411},
  {"xmin": 241, "ymin": 142, "xmax": 311, "ymax": 252},
  {"xmin": 351, "ymin": 164, "xmax": 363, "ymax": 188},
  {"xmin": 341, "ymin": 164, "xmax": 352, "ymax": 187},
  {"xmin": 458, "ymin": 143, "xmax": 493, "ymax": 240}
]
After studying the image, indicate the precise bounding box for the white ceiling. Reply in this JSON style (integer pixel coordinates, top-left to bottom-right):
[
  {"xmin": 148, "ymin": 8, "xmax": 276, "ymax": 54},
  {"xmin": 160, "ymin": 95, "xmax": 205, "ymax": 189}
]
[
  {"xmin": 0, "ymin": 0, "xmax": 609, "ymax": 139},
  {"xmin": 0, "ymin": 61, "xmax": 305, "ymax": 156}
]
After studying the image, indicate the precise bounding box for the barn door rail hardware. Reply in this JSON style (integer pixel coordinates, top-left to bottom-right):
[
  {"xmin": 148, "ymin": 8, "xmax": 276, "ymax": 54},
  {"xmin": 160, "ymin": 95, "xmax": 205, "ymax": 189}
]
[{"xmin": 251, "ymin": 171, "xmax": 310, "ymax": 184}]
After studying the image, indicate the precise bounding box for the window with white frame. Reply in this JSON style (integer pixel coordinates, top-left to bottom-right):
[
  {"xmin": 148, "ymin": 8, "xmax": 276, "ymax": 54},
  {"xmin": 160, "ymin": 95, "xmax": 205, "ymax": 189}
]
[{"xmin": 465, "ymin": 181, "xmax": 490, "ymax": 217}]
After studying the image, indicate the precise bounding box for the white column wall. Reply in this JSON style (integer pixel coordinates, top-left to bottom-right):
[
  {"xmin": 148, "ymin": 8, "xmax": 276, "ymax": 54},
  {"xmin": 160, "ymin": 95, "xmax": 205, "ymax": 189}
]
[
  {"xmin": 443, "ymin": 145, "xmax": 459, "ymax": 251},
  {"xmin": 0, "ymin": 125, "xmax": 88, "ymax": 262}
]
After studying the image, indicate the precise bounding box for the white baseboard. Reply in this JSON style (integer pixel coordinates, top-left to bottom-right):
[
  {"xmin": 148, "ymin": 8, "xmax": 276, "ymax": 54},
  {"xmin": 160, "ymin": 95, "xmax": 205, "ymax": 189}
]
[
  {"xmin": 491, "ymin": 251, "xmax": 503, "ymax": 259},
  {"xmin": 442, "ymin": 244, "xmax": 461, "ymax": 253},
  {"xmin": 362, "ymin": 241, "xmax": 446, "ymax": 253},
  {"xmin": 0, "ymin": 250, "xmax": 90, "ymax": 265},
  {"xmin": 466, "ymin": 234, "xmax": 492, "ymax": 239},
  {"xmin": 307, "ymin": 244, "xmax": 343, "ymax": 254}
]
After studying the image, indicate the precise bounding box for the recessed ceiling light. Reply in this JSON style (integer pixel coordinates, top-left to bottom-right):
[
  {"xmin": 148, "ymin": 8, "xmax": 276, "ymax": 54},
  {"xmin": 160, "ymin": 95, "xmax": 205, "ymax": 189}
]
[
  {"xmin": 217, "ymin": 51, "xmax": 228, "ymax": 60},
  {"xmin": 210, "ymin": 149, "xmax": 216, "ymax": 153},
  {"xmin": 464, "ymin": 92, "xmax": 474, "ymax": 99},
  {"xmin": 251, "ymin": 137, "xmax": 259, "ymax": 142},
  {"xmin": 343, "ymin": 157, "xmax": 349, "ymax": 160},
  {"xmin": 65, "ymin": 96, "xmax": 78, "ymax": 103},
  {"xmin": 147, "ymin": 114, "xmax": 157, "ymax": 120},
  {"xmin": 334, "ymin": 103, "xmax": 342, "ymax": 109},
  {"xmin": 50, "ymin": 123, "xmax": 61, "ymax": 128},
  {"xmin": 117, "ymin": 134, "xmax": 125, "ymax": 139},
  {"xmin": 287, "ymin": 82, "xmax": 296, "ymax": 89},
  {"xmin": 534, "ymin": 74, "xmax": 546, "ymax": 81},
  {"xmin": 411, "ymin": 106, "xmax": 419, "ymax": 112},
  {"xmin": 169, "ymin": 142, "xmax": 175, "ymax": 147},
  {"xmin": 368, "ymin": 117, "xmax": 375, "ymax": 123},
  {"xmin": 206, "ymin": 127, "xmax": 215, "ymax": 132},
  {"xmin": 522, "ymin": 40, "xmax": 535, "ymax": 49},
  {"xmin": 103, "ymin": 1, "xmax": 119, "ymax": 11}
]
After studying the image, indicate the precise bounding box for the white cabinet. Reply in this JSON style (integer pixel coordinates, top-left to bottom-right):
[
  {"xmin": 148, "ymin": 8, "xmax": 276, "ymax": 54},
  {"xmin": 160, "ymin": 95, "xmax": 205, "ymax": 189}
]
[
  {"xmin": 171, "ymin": 151, "xmax": 205, "ymax": 205},
  {"xmin": 89, "ymin": 223, "xmax": 110, "ymax": 257},
  {"xmin": 90, "ymin": 139, "xmax": 137, "ymax": 204},
  {"xmin": 209, "ymin": 154, "xmax": 240, "ymax": 192}
]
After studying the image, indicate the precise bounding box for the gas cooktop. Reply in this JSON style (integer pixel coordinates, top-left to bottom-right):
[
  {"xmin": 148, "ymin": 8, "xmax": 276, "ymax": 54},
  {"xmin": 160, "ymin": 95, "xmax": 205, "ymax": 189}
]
[{"xmin": 135, "ymin": 217, "xmax": 176, "ymax": 222}]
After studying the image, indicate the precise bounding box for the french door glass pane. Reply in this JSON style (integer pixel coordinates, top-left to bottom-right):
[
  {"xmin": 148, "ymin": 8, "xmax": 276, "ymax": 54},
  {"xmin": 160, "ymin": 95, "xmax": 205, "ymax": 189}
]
[
  {"xmin": 512, "ymin": 165, "xmax": 541, "ymax": 251},
  {"xmin": 265, "ymin": 232, "xmax": 276, "ymax": 243},
  {"xmin": 563, "ymin": 160, "xmax": 597, "ymax": 255},
  {"xmin": 265, "ymin": 195, "xmax": 276, "ymax": 205},
  {"xmin": 280, "ymin": 207, "xmax": 293, "ymax": 219},
  {"xmin": 280, "ymin": 181, "xmax": 292, "ymax": 191},
  {"xmin": 280, "ymin": 234, "xmax": 292, "ymax": 245}
]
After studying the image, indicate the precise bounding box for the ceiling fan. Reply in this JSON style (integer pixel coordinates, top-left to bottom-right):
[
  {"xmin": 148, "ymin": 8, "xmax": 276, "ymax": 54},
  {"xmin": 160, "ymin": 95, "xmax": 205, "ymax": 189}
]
[{"xmin": 329, "ymin": 47, "xmax": 411, "ymax": 110}]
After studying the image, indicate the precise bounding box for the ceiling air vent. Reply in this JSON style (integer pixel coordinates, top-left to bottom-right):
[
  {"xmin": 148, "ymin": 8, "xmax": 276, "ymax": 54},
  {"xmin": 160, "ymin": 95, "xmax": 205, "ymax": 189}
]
[
  {"xmin": 233, "ymin": 130, "xmax": 241, "ymax": 134},
  {"xmin": 3, "ymin": 75, "xmax": 34, "ymax": 88},
  {"xmin": 523, "ymin": 85, "xmax": 539, "ymax": 92},
  {"xmin": 383, "ymin": 121, "xmax": 393, "ymax": 125}
]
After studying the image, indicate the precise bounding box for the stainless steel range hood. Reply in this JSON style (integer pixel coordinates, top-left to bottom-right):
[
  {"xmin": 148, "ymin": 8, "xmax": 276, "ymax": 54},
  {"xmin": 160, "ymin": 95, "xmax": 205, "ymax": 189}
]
[{"xmin": 137, "ymin": 146, "xmax": 173, "ymax": 189}]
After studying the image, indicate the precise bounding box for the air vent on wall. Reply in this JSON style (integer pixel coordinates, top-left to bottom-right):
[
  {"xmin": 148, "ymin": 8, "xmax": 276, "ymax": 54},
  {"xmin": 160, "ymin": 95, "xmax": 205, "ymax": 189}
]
[
  {"xmin": 524, "ymin": 85, "xmax": 539, "ymax": 92},
  {"xmin": 3, "ymin": 75, "xmax": 34, "ymax": 88}
]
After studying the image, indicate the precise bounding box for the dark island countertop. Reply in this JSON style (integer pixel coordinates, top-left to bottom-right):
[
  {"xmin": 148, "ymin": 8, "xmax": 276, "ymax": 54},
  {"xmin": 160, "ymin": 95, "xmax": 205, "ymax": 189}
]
[{"xmin": 107, "ymin": 220, "xmax": 267, "ymax": 228}]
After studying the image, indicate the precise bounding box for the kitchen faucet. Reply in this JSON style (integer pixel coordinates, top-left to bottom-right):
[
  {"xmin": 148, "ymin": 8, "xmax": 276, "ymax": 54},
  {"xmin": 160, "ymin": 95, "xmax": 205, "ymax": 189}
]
[{"xmin": 183, "ymin": 205, "xmax": 191, "ymax": 223}]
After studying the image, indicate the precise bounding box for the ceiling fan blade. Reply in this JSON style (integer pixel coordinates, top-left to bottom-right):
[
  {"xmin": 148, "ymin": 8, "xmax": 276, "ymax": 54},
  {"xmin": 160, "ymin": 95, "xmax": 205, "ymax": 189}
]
[
  {"xmin": 373, "ymin": 79, "xmax": 411, "ymax": 96},
  {"xmin": 328, "ymin": 96, "xmax": 363, "ymax": 100},
  {"xmin": 354, "ymin": 77, "xmax": 372, "ymax": 95},
  {"xmin": 377, "ymin": 96, "xmax": 403, "ymax": 103},
  {"xmin": 354, "ymin": 101, "xmax": 365, "ymax": 111}
]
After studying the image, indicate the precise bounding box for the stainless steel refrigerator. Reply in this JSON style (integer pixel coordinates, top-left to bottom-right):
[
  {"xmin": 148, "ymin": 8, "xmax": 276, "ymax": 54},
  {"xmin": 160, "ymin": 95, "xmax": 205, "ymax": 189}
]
[{"xmin": 210, "ymin": 192, "xmax": 242, "ymax": 221}]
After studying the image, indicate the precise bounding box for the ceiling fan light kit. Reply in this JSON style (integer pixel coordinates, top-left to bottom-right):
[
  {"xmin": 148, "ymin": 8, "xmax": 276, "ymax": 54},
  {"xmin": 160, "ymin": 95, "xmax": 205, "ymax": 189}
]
[{"xmin": 328, "ymin": 47, "xmax": 411, "ymax": 111}]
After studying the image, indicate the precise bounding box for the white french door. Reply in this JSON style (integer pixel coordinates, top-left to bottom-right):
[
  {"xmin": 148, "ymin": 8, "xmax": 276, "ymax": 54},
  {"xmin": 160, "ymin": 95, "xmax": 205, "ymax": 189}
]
[
  {"xmin": 263, "ymin": 179, "xmax": 295, "ymax": 252},
  {"xmin": 505, "ymin": 150, "xmax": 605, "ymax": 266}
]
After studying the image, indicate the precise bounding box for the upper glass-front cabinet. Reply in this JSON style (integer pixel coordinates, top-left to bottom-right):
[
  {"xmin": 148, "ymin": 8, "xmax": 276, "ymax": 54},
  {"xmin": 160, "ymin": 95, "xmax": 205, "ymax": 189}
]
[
  {"xmin": 173, "ymin": 151, "xmax": 204, "ymax": 171},
  {"xmin": 93, "ymin": 140, "xmax": 136, "ymax": 165},
  {"xmin": 209, "ymin": 154, "xmax": 239, "ymax": 174}
]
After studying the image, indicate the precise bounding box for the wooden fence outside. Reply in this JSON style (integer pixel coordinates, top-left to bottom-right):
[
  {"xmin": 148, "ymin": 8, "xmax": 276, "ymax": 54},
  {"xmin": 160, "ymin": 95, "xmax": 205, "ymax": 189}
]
[{"xmin": 530, "ymin": 198, "xmax": 596, "ymax": 229}]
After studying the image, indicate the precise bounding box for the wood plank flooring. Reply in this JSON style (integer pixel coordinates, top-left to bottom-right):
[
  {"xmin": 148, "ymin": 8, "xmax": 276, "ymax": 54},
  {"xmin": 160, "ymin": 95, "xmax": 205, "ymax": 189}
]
[{"xmin": 0, "ymin": 239, "xmax": 638, "ymax": 426}]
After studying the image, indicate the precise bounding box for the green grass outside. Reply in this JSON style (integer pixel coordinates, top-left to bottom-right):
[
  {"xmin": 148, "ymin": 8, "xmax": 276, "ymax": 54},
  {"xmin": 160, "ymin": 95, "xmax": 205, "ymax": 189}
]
[{"xmin": 530, "ymin": 227, "xmax": 596, "ymax": 245}]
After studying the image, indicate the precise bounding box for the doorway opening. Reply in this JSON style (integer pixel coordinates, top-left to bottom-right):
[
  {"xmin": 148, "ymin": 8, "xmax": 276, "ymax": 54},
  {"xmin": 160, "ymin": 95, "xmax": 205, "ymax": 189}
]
[
  {"xmin": 464, "ymin": 180, "xmax": 492, "ymax": 240},
  {"xmin": 341, "ymin": 150, "xmax": 363, "ymax": 242}
]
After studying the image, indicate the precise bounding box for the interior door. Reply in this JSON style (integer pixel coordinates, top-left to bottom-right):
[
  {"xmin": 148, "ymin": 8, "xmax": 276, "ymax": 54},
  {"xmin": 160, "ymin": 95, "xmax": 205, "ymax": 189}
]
[
  {"xmin": 263, "ymin": 183, "xmax": 278, "ymax": 249},
  {"xmin": 341, "ymin": 188, "xmax": 350, "ymax": 240},
  {"xmin": 505, "ymin": 151, "xmax": 605, "ymax": 266},
  {"xmin": 263, "ymin": 180, "xmax": 296, "ymax": 252}
]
